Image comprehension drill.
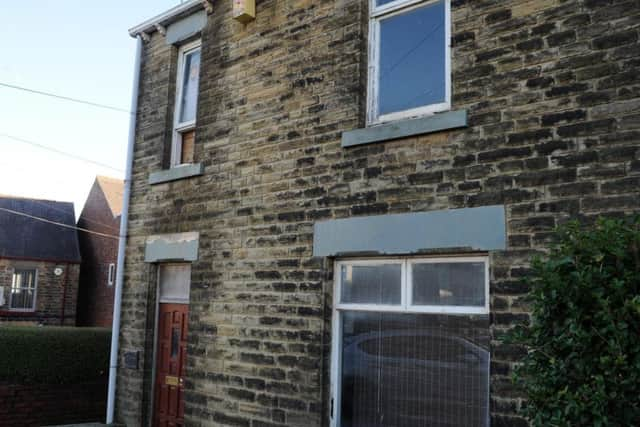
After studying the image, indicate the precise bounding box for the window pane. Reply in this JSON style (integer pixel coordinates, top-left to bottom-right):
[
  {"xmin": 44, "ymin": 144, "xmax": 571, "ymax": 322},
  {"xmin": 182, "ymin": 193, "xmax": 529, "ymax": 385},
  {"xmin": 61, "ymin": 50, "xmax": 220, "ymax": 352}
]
[
  {"xmin": 12, "ymin": 270, "xmax": 35, "ymax": 289},
  {"xmin": 375, "ymin": 0, "xmax": 397, "ymax": 6},
  {"xmin": 159, "ymin": 264, "xmax": 191, "ymax": 303},
  {"xmin": 11, "ymin": 289, "xmax": 34, "ymax": 309},
  {"xmin": 412, "ymin": 262, "xmax": 485, "ymax": 307},
  {"xmin": 11, "ymin": 270, "xmax": 36, "ymax": 309},
  {"xmin": 378, "ymin": 0, "xmax": 446, "ymax": 116},
  {"xmin": 179, "ymin": 49, "xmax": 201, "ymax": 123},
  {"xmin": 340, "ymin": 311, "xmax": 489, "ymax": 427},
  {"xmin": 340, "ymin": 264, "xmax": 401, "ymax": 305}
]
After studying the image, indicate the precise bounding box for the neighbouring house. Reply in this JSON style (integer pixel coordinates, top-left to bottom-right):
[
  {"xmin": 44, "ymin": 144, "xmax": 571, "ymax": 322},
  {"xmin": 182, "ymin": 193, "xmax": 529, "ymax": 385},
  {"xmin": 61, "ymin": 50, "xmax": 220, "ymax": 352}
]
[
  {"xmin": 76, "ymin": 175, "xmax": 123, "ymax": 327},
  {"xmin": 113, "ymin": 1, "xmax": 640, "ymax": 426},
  {"xmin": 0, "ymin": 196, "xmax": 81, "ymax": 325}
]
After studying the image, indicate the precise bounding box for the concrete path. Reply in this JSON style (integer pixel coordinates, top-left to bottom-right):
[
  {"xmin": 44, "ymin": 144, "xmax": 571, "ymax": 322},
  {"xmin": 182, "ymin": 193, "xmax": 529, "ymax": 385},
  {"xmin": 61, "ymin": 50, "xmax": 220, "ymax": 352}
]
[{"xmin": 44, "ymin": 424, "xmax": 109, "ymax": 427}]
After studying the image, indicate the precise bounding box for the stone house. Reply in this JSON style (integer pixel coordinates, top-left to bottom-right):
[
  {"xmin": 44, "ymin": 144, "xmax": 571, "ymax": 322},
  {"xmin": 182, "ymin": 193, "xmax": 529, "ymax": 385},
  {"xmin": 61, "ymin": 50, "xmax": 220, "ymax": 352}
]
[
  {"xmin": 114, "ymin": 0, "xmax": 640, "ymax": 426},
  {"xmin": 0, "ymin": 196, "xmax": 81, "ymax": 325},
  {"xmin": 76, "ymin": 175, "xmax": 123, "ymax": 327}
]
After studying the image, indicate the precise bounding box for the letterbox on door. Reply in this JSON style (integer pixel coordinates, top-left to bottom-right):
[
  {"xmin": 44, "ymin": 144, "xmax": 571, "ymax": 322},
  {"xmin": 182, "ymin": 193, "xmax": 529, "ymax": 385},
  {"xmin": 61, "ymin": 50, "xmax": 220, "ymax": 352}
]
[{"xmin": 233, "ymin": 0, "xmax": 255, "ymax": 23}]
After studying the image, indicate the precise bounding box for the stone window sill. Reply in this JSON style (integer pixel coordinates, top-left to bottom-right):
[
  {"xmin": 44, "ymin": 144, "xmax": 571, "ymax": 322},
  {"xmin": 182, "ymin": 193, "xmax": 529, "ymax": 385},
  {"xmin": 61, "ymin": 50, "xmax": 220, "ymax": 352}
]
[
  {"xmin": 149, "ymin": 163, "xmax": 204, "ymax": 185},
  {"xmin": 341, "ymin": 110, "xmax": 468, "ymax": 148}
]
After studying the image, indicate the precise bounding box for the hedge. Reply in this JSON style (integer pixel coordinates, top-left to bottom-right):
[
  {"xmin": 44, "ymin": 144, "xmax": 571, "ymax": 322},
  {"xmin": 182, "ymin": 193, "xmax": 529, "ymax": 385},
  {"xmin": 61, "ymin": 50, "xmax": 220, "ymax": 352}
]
[
  {"xmin": 508, "ymin": 217, "xmax": 640, "ymax": 426},
  {"xmin": 0, "ymin": 326, "xmax": 111, "ymax": 385}
]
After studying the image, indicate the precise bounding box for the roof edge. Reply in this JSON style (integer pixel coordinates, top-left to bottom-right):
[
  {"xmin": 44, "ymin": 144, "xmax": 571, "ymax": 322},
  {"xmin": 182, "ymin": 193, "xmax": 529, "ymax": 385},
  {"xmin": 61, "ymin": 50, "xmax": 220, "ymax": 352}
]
[
  {"xmin": 129, "ymin": 0, "xmax": 205, "ymax": 38},
  {"xmin": 0, "ymin": 194, "xmax": 74, "ymax": 206}
]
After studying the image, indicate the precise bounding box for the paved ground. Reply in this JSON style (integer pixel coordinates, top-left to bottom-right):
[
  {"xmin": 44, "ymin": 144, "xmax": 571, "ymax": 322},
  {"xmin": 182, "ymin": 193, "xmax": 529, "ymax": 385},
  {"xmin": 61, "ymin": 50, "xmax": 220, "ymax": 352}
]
[{"xmin": 45, "ymin": 424, "xmax": 107, "ymax": 427}]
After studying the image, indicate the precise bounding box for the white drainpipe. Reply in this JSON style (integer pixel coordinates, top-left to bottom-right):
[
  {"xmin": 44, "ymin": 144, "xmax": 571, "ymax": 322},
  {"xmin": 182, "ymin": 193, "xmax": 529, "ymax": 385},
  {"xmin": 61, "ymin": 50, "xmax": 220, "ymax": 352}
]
[{"xmin": 107, "ymin": 34, "xmax": 142, "ymax": 425}]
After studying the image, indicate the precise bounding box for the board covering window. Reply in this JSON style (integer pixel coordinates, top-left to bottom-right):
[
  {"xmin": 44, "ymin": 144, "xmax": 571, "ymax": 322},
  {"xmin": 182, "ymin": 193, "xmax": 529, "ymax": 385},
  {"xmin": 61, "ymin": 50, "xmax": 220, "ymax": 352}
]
[
  {"xmin": 172, "ymin": 40, "xmax": 201, "ymax": 167},
  {"xmin": 367, "ymin": 0, "xmax": 450, "ymax": 124},
  {"xmin": 10, "ymin": 269, "xmax": 37, "ymax": 311},
  {"xmin": 331, "ymin": 257, "xmax": 489, "ymax": 427}
]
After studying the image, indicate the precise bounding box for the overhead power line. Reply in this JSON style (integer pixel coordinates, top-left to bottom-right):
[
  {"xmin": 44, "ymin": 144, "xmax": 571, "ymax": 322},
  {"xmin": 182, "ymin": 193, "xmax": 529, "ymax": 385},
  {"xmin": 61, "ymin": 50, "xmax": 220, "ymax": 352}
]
[
  {"xmin": 0, "ymin": 207, "xmax": 121, "ymax": 240},
  {"xmin": 0, "ymin": 82, "xmax": 133, "ymax": 114},
  {"xmin": 0, "ymin": 133, "xmax": 124, "ymax": 173},
  {"xmin": 28, "ymin": 198, "xmax": 121, "ymax": 233}
]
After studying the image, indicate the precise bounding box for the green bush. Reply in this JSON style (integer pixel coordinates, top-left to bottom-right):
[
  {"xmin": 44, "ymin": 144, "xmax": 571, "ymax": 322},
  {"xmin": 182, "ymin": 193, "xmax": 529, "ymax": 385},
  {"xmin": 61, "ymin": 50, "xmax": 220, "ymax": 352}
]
[
  {"xmin": 0, "ymin": 326, "xmax": 111, "ymax": 385},
  {"xmin": 509, "ymin": 217, "xmax": 640, "ymax": 426}
]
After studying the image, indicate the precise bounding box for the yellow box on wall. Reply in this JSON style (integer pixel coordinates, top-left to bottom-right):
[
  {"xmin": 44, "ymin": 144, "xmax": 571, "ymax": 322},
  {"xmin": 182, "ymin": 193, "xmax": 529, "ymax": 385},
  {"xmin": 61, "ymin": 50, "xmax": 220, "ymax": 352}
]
[{"xmin": 233, "ymin": 0, "xmax": 255, "ymax": 23}]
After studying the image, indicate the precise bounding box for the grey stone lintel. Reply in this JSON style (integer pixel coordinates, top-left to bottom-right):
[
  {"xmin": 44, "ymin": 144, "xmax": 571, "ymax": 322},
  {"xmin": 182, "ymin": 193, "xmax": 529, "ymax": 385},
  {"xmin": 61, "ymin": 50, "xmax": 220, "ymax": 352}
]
[
  {"xmin": 341, "ymin": 110, "xmax": 468, "ymax": 148},
  {"xmin": 148, "ymin": 163, "xmax": 204, "ymax": 185},
  {"xmin": 145, "ymin": 232, "xmax": 199, "ymax": 262},
  {"xmin": 313, "ymin": 205, "xmax": 506, "ymax": 257},
  {"xmin": 166, "ymin": 11, "xmax": 207, "ymax": 45}
]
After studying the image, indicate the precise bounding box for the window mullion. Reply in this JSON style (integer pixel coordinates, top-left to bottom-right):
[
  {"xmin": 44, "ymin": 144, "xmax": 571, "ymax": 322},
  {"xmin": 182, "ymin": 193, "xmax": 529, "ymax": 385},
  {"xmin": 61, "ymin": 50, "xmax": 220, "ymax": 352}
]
[{"xmin": 402, "ymin": 260, "xmax": 408, "ymax": 310}]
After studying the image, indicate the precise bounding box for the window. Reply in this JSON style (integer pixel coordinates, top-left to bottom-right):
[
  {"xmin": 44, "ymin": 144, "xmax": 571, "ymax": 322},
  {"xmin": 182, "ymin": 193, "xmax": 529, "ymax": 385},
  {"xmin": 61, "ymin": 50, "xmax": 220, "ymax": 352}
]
[
  {"xmin": 331, "ymin": 257, "xmax": 489, "ymax": 427},
  {"xmin": 367, "ymin": 0, "xmax": 450, "ymax": 124},
  {"xmin": 107, "ymin": 263, "xmax": 116, "ymax": 287},
  {"xmin": 172, "ymin": 40, "xmax": 201, "ymax": 167},
  {"xmin": 10, "ymin": 269, "xmax": 37, "ymax": 311}
]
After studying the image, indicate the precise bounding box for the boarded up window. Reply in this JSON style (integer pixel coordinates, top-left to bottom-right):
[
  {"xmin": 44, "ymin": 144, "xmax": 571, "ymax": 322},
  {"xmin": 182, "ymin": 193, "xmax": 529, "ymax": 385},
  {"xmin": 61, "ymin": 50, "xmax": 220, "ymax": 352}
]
[{"xmin": 180, "ymin": 130, "xmax": 195, "ymax": 164}]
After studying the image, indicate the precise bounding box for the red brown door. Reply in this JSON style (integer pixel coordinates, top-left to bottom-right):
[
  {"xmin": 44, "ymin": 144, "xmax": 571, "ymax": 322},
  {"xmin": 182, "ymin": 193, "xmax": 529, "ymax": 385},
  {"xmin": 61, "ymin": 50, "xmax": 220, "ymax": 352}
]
[{"xmin": 154, "ymin": 303, "xmax": 189, "ymax": 427}]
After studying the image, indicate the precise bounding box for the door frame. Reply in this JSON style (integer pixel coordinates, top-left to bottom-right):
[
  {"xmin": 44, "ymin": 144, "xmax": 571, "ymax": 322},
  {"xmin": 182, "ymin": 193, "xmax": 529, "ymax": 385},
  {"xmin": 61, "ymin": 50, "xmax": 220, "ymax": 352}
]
[{"xmin": 148, "ymin": 263, "xmax": 191, "ymax": 427}]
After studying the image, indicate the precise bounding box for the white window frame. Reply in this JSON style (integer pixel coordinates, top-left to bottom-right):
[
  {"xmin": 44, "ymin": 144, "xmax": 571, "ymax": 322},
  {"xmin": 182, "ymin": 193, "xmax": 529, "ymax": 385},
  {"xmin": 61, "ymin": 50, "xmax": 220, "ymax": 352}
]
[
  {"xmin": 367, "ymin": 0, "xmax": 451, "ymax": 125},
  {"xmin": 9, "ymin": 268, "xmax": 38, "ymax": 312},
  {"xmin": 330, "ymin": 256, "xmax": 489, "ymax": 426},
  {"xmin": 171, "ymin": 39, "xmax": 202, "ymax": 167},
  {"xmin": 107, "ymin": 263, "xmax": 116, "ymax": 287}
]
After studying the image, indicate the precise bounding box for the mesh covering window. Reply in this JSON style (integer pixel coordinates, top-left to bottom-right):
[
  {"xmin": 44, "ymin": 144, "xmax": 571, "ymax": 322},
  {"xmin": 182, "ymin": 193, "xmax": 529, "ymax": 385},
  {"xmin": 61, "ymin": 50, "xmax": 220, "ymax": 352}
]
[
  {"xmin": 333, "ymin": 258, "xmax": 489, "ymax": 427},
  {"xmin": 159, "ymin": 264, "xmax": 191, "ymax": 303}
]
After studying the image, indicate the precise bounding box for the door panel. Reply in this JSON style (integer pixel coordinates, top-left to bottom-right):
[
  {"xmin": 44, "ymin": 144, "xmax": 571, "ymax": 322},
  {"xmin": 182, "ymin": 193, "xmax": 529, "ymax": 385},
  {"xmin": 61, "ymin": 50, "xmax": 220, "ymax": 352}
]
[{"xmin": 154, "ymin": 303, "xmax": 189, "ymax": 427}]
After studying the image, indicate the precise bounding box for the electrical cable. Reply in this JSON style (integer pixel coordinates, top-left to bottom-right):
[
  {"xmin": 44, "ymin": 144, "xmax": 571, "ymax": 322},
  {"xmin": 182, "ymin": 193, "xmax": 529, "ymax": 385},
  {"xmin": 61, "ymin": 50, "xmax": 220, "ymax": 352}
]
[
  {"xmin": 0, "ymin": 206, "xmax": 121, "ymax": 240},
  {"xmin": 0, "ymin": 82, "xmax": 133, "ymax": 114},
  {"xmin": 28, "ymin": 198, "xmax": 121, "ymax": 232},
  {"xmin": 0, "ymin": 133, "xmax": 124, "ymax": 172}
]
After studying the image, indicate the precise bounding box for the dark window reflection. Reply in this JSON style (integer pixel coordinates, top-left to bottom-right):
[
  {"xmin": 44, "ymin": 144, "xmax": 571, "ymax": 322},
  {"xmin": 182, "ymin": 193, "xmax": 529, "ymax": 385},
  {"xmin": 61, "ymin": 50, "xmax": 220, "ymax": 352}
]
[
  {"xmin": 378, "ymin": 0, "xmax": 446, "ymax": 115},
  {"xmin": 171, "ymin": 327, "xmax": 180, "ymax": 358},
  {"xmin": 340, "ymin": 311, "xmax": 489, "ymax": 427}
]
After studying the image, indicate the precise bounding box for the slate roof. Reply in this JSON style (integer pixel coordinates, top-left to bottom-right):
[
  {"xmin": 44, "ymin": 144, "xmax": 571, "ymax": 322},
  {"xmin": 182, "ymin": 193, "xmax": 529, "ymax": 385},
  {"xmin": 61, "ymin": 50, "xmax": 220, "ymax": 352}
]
[
  {"xmin": 96, "ymin": 176, "xmax": 124, "ymax": 218},
  {"xmin": 0, "ymin": 196, "xmax": 81, "ymax": 263}
]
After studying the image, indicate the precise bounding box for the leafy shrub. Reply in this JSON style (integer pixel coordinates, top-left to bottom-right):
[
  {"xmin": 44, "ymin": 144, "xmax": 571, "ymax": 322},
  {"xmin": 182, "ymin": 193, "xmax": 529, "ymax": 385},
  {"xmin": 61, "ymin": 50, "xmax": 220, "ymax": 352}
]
[
  {"xmin": 509, "ymin": 217, "xmax": 640, "ymax": 426},
  {"xmin": 0, "ymin": 326, "xmax": 110, "ymax": 384}
]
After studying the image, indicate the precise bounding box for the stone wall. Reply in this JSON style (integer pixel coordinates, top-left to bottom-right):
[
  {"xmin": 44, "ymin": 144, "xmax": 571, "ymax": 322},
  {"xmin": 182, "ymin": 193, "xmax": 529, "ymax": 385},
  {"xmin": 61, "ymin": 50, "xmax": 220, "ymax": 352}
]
[
  {"xmin": 116, "ymin": 0, "xmax": 640, "ymax": 426},
  {"xmin": 0, "ymin": 259, "xmax": 80, "ymax": 325}
]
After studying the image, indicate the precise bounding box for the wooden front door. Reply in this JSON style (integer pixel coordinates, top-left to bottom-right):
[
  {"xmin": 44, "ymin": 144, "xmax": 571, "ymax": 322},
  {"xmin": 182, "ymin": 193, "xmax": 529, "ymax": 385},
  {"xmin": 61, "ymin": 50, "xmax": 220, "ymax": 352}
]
[{"xmin": 154, "ymin": 303, "xmax": 189, "ymax": 427}]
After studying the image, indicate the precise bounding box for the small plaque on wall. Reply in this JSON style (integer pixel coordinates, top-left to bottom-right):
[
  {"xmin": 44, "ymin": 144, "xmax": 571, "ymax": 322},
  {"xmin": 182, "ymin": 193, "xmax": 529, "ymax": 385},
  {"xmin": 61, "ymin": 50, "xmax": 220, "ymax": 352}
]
[
  {"xmin": 233, "ymin": 0, "xmax": 255, "ymax": 23},
  {"xmin": 123, "ymin": 351, "xmax": 139, "ymax": 370}
]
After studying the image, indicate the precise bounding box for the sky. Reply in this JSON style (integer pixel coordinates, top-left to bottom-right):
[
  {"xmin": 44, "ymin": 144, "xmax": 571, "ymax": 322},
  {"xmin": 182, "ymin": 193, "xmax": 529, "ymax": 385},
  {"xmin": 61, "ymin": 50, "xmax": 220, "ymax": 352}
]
[{"xmin": 0, "ymin": 0, "xmax": 179, "ymax": 218}]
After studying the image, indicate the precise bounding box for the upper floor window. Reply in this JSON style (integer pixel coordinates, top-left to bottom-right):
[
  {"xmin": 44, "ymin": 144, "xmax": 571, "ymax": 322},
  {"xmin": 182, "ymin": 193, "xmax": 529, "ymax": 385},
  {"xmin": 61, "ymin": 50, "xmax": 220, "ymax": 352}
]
[
  {"xmin": 367, "ymin": 0, "xmax": 450, "ymax": 124},
  {"xmin": 172, "ymin": 40, "xmax": 201, "ymax": 167},
  {"xmin": 10, "ymin": 269, "xmax": 37, "ymax": 311}
]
